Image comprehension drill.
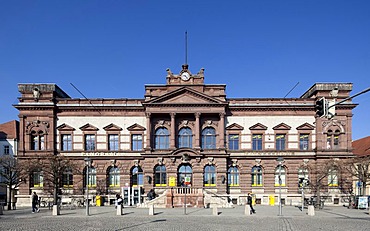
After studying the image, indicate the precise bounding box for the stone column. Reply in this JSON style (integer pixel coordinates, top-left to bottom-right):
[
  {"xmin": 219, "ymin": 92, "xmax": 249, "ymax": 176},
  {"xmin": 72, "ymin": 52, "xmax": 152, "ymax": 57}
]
[
  {"xmin": 170, "ymin": 113, "xmax": 176, "ymax": 149},
  {"xmin": 195, "ymin": 112, "xmax": 201, "ymax": 148},
  {"xmin": 219, "ymin": 112, "xmax": 225, "ymax": 149},
  {"xmin": 146, "ymin": 113, "xmax": 151, "ymax": 150}
]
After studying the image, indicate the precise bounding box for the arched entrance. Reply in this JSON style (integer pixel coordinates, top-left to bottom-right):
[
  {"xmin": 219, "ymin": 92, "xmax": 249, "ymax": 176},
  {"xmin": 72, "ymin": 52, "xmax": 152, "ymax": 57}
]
[{"xmin": 177, "ymin": 164, "xmax": 192, "ymax": 187}]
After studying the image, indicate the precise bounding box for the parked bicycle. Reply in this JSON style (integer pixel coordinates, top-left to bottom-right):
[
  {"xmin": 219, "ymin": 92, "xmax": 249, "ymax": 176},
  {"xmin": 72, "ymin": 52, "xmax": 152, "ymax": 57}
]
[{"xmin": 305, "ymin": 196, "xmax": 324, "ymax": 209}]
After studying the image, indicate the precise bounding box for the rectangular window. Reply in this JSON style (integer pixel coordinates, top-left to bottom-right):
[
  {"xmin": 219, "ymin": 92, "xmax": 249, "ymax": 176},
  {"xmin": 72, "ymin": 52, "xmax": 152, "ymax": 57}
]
[
  {"xmin": 33, "ymin": 171, "xmax": 43, "ymax": 188},
  {"xmin": 252, "ymin": 134, "xmax": 262, "ymax": 150},
  {"xmin": 333, "ymin": 135, "xmax": 339, "ymax": 149},
  {"xmin": 108, "ymin": 134, "xmax": 119, "ymax": 151},
  {"xmin": 228, "ymin": 134, "xmax": 239, "ymax": 150},
  {"xmin": 326, "ymin": 136, "xmax": 332, "ymax": 149},
  {"xmin": 31, "ymin": 135, "xmax": 45, "ymax": 150},
  {"xmin": 62, "ymin": 171, "xmax": 73, "ymax": 187},
  {"xmin": 132, "ymin": 134, "xmax": 143, "ymax": 151},
  {"xmin": 4, "ymin": 145, "xmax": 10, "ymax": 155},
  {"xmin": 276, "ymin": 134, "xmax": 286, "ymax": 150},
  {"xmin": 328, "ymin": 169, "xmax": 338, "ymax": 186},
  {"xmin": 85, "ymin": 135, "xmax": 96, "ymax": 151},
  {"xmin": 299, "ymin": 134, "xmax": 309, "ymax": 150},
  {"xmin": 31, "ymin": 135, "xmax": 38, "ymax": 150},
  {"xmin": 61, "ymin": 134, "xmax": 72, "ymax": 151}
]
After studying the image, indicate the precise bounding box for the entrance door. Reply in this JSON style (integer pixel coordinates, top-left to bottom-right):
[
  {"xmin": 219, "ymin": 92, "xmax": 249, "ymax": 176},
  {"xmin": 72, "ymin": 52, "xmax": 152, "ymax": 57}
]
[{"xmin": 178, "ymin": 164, "xmax": 192, "ymax": 187}]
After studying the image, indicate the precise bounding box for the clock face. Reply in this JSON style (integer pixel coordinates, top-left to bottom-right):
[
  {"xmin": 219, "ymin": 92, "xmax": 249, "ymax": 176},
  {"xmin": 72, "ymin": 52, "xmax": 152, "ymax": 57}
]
[{"xmin": 181, "ymin": 72, "xmax": 190, "ymax": 81}]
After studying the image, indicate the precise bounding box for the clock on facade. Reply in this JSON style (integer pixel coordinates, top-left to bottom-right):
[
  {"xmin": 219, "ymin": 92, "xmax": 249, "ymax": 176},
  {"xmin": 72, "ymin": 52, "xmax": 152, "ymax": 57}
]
[{"xmin": 181, "ymin": 72, "xmax": 190, "ymax": 81}]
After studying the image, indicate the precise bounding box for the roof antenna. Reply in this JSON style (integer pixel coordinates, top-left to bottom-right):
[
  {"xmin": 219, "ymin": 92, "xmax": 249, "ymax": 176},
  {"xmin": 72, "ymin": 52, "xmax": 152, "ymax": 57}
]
[
  {"xmin": 283, "ymin": 82, "xmax": 300, "ymax": 114},
  {"xmin": 185, "ymin": 31, "xmax": 188, "ymax": 65},
  {"xmin": 70, "ymin": 83, "xmax": 101, "ymax": 114}
]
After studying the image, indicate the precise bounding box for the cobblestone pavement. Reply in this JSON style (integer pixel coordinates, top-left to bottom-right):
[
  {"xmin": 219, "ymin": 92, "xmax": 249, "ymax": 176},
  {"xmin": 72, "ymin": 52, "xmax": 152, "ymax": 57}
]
[{"xmin": 1, "ymin": 205, "xmax": 370, "ymax": 231}]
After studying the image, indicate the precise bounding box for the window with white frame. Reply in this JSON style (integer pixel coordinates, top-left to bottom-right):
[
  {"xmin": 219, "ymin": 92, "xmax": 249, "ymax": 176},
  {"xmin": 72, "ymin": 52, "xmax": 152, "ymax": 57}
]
[
  {"xmin": 108, "ymin": 166, "xmax": 120, "ymax": 187},
  {"xmin": 228, "ymin": 166, "xmax": 239, "ymax": 187},
  {"xmin": 85, "ymin": 134, "xmax": 96, "ymax": 151},
  {"xmin": 61, "ymin": 134, "xmax": 72, "ymax": 151},
  {"xmin": 131, "ymin": 134, "xmax": 143, "ymax": 151},
  {"xmin": 108, "ymin": 134, "xmax": 119, "ymax": 151},
  {"xmin": 204, "ymin": 165, "xmax": 216, "ymax": 186}
]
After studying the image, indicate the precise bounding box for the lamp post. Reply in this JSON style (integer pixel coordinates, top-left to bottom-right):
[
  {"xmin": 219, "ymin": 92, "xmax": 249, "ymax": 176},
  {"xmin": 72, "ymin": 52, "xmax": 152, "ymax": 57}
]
[
  {"xmin": 84, "ymin": 157, "xmax": 91, "ymax": 216},
  {"xmin": 277, "ymin": 157, "xmax": 284, "ymax": 216}
]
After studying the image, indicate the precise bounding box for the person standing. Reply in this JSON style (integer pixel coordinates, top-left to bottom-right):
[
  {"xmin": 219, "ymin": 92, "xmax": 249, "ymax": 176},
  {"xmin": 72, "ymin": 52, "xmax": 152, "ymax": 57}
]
[
  {"xmin": 31, "ymin": 192, "xmax": 40, "ymax": 213},
  {"xmin": 247, "ymin": 193, "xmax": 256, "ymax": 214},
  {"xmin": 115, "ymin": 194, "xmax": 123, "ymax": 209}
]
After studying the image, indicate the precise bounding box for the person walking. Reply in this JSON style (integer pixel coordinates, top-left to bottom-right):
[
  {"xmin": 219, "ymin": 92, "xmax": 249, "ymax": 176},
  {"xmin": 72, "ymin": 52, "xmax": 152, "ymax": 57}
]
[
  {"xmin": 247, "ymin": 193, "xmax": 256, "ymax": 214},
  {"xmin": 31, "ymin": 192, "xmax": 40, "ymax": 213}
]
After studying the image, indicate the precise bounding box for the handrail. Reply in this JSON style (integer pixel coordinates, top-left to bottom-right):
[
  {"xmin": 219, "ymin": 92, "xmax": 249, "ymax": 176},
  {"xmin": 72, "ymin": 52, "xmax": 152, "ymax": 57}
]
[{"xmin": 203, "ymin": 188, "xmax": 230, "ymax": 202}]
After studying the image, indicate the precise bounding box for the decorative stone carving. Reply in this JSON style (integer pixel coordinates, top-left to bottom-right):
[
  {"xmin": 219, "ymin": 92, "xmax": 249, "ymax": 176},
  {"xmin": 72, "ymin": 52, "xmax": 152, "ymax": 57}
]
[
  {"xmin": 303, "ymin": 159, "xmax": 309, "ymax": 166},
  {"xmin": 171, "ymin": 157, "xmax": 176, "ymax": 163},
  {"xmin": 196, "ymin": 157, "xmax": 201, "ymax": 163},
  {"xmin": 207, "ymin": 157, "xmax": 214, "ymax": 165},
  {"xmin": 26, "ymin": 120, "xmax": 50, "ymax": 134},
  {"xmin": 111, "ymin": 160, "xmax": 116, "ymax": 166},
  {"xmin": 33, "ymin": 88, "xmax": 40, "ymax": 101},
  {"xmin": 157, "ymin": 157, "xmax": 164, "ymax": 165},
  {"xmin": 255, "ymin": 159, "xmax": 261, "ymax": 166},
  {"xmin": 166, "ymin": 68, "xmax": 173, "ymax": 77},
  {"xmin": 181, "ymin": 154, "xmax": 190, "ymax": 163},
  {"xmin": 231, "ymin": 159, "xmax": 238, "ymax": 167},
  {"xmin": 134, "ymin": 160, "xmax": 139, "ymax": 166}
]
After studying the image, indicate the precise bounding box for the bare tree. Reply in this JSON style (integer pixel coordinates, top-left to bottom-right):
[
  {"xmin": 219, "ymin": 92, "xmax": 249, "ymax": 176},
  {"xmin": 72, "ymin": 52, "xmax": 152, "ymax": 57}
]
[
  {"xmin": 0, "ymin": 155, "xmax": 27, "ymax": 210},
  {"xmin": 341, "ymin": 156, "xmax": 370, "ymax": 196},
  {"xmin": 308, "ymin": 158, "xmax": 351, "ymax": 206},
  {"xmin": 29, "ymin": 155, "xmax": 81, "ymax": 206}
]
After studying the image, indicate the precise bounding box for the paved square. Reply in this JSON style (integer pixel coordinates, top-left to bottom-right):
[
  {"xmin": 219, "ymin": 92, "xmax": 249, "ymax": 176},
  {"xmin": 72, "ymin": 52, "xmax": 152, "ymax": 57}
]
[{"xmin": 1, "ymin": 205, "xmax": 370, "ymax": 231}]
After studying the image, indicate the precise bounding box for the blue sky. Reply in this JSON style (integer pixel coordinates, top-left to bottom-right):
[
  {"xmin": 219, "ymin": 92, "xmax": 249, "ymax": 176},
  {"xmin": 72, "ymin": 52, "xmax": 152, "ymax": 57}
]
[{"xmin": 1, "ymin": 0, "xmax": 369, "ymax": 140}]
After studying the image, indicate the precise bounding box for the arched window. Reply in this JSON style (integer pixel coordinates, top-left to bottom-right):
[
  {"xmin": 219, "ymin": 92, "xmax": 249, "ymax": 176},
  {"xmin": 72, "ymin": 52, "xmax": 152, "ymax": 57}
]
[
  {"xmin": 31, "ymin": 130, "xmax": 45, "ymax": 150},
  {"xmin": 154, "ymin": 165, "xmax": 167, "ymax": 186},
  {"xmin": 228, "ymin": 166, "xmax": 239, "ymax": 187},
  {"xmin": 326, "ymin": 129, "xmax": 341, "ymax": 150},
  {"xmin": 328, "ymin": 167, "xmax": 338, "ymax": 187},
  {"xmin": 87, "ymin": 167, "xmax": 96, "ymax": 187},
  {"xmin": 178, "ymin": 164, "xmax": 192, "ymax": 187},
  {"xmin": 31, "ymin": 169, "xmax": 43, "ymax": 188},
  {"xmin": 202, "ymin": 127, "xmax": 216, "ymax": 149},
  {"xmin": 132, "ymin": 166, "xmax": 143, "ymax": 187},
  {"xmin": 62, "ymin": 167, "xmax": 73, "ymax": 188},
  {"xmin": 204, "ymin": 165, "xmax": 216, "ymax": 187},
  {"xmin": 108, "ymin": 167, "xmax": 120, "ymax": 187},
  {"xmin": 178, "ymin": 127, "xmax": 192, "ymax": 148},
  {"xmin": 155, "ymin": 128, "xmax": 169, "ymax": 149},
  {"xmin": 251, "ymin": 166, "xmax": 263, "ymax": 186},
  {"xmin": 274, "ymin": 166, "xmax": 286, "ymax": 186}
]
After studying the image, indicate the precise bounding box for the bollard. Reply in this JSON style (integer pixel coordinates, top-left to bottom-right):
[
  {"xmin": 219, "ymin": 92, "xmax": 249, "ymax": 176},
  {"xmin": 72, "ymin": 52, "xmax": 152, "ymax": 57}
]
[
  {"xmin": 212, "ymin": 206, "xmax": 218, "ymax": 216},
  {"xmin": 52, "ymin": 205, "xmax": 60, "ymax": 215},
  {"xmin": 307, "ymin": 205, "xmax": 315, "ymax": 216},
  {"xmin": 245, "ymin": 204, "xmax": 252, "ymax": 216},
  {"xmin": 116, "ymin": 205, "xmax": 123, "ymax": 215},
  {"xmin": 149, "ymin": 204, "xmax": 154, "ymax": 216},
  {"xmin": 0, "ymin": 204, "xmax": 3, "ymax": 215}
]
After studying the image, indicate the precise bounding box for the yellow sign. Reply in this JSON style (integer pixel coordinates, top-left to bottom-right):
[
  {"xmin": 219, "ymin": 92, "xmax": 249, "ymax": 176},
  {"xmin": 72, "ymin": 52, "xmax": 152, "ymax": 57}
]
[{"xmin": 169, "ymin": 177, "xmax": 176, "ymax": 187}]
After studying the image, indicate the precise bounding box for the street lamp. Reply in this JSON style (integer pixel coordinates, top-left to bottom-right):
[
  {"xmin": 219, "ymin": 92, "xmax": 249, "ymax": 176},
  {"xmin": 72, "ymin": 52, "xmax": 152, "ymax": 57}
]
[
  {"xmin": 84, "ymin": 157, "xmax": 91, "ymax": 216},
  {"xmin": 277, "ymin": 157, "xmax": 284, "ymax": 216}
]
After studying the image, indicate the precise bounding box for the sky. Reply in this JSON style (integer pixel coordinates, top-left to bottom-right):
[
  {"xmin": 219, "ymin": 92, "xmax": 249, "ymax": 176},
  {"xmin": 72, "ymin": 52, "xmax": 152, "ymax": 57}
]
[{"xmin": 1, "ymin": 0, "xmax": 369, "ymax": 140}]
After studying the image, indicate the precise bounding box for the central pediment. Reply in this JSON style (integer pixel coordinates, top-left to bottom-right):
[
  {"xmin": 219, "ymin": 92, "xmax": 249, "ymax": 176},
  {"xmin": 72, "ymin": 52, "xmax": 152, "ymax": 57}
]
[{"xmin": 143, "ymin": 87, "xmax": 226, "ymax": 105}]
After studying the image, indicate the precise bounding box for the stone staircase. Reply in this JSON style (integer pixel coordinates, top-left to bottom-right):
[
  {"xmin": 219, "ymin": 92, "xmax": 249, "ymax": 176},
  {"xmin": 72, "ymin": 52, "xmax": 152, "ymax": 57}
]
[{"xmin": 138, "ymin": 188, "xmax": 233, "ymax": 208}]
